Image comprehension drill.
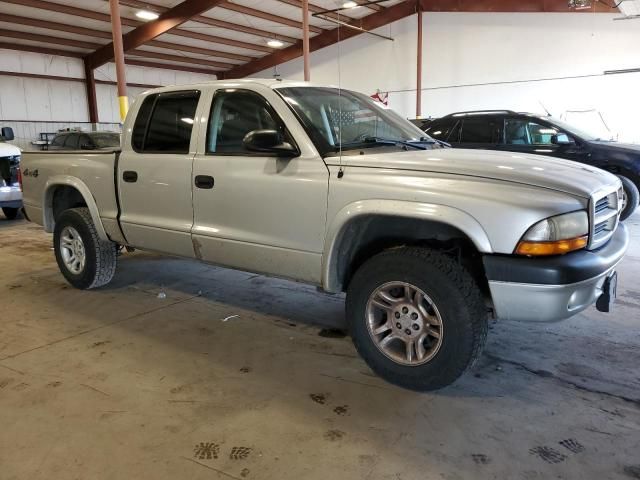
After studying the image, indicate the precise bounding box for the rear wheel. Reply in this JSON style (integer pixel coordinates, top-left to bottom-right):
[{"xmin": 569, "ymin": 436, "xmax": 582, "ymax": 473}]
[
  {"xmin": 346, "ymin": 247, "xmax": 488, "ymax": 391},
  {"xmin": 2, "ymin": 207, "xmax": 19, "ymax": 220},
  {"xmin": 53, "ymin": 207, "xmax": 117, "ymax": 289},
  {"xmin": 618, "ymin": 175, "xmax": 639, "ymax": 221}
]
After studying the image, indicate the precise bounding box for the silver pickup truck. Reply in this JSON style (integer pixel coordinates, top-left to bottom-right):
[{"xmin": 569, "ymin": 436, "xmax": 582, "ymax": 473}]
[{"xmin": 21, "ymin": 79, "xmax": 628, "ymax": 391}]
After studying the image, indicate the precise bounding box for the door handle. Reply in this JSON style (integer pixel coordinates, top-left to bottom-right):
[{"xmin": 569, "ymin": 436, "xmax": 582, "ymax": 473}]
[
  {"xmin": 123, "ymin": 171, "xmax": 138, "ymax": 183},
  {"xmin": 195, "ymin": 175, "xmax": 214, "ymax": 189}
]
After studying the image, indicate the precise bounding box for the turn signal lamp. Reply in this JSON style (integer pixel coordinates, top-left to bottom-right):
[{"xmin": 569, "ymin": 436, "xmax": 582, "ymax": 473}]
[{"xmin": 515, "ymin": 211, "xmax": 589, "ymax": 256}]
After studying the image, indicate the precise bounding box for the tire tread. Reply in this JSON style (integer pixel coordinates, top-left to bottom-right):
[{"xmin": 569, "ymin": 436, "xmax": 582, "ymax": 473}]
[{"xmin": 347, "ymin": 246, "xmax": 488, "ymax": 391}]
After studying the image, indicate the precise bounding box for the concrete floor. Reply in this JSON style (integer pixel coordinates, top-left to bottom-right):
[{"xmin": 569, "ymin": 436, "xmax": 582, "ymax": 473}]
[{"xmin": 1, "ymin": 211, "xmax": 639, "ymax": 480}]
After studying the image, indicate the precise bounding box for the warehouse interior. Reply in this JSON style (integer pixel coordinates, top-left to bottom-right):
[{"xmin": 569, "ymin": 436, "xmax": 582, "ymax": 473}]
[{"xmin": 1, "ymin": 1, "xmax": 640, "ymax": 479}]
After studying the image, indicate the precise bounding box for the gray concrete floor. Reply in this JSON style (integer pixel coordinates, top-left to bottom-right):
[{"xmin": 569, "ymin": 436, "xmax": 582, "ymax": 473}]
[{"xmin": 1, "ymin": 211, "xmax": 639, "ymax": 480}]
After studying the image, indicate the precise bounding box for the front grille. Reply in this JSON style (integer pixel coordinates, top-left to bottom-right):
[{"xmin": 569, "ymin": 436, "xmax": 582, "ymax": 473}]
[
  {"xmin": 594, "ymin": 197, "xmax": 609, "ymax": 214},
  {"xmin": 589, "ymin": 187, "xmax": 622, "ymax": 250}
]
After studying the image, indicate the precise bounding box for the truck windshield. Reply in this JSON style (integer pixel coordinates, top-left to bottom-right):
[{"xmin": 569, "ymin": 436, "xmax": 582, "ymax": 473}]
[
  {"xmin": 543, "ymin": 118, "xmax": 601, "ymax": 142},
  {"xmin": 277, "ymin": 87, "xmax": 434, "ymax": 155}
]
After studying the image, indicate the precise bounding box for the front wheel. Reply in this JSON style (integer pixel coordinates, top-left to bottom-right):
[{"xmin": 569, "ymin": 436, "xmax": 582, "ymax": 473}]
[
  {"xmin": 53, "ymin": 207, "xmax": 117, "ymax": 289},
  {"xmin": 346, "ymin": 247, "xmax": 488, "ymax": 391},
  {"xmin": 618, "ymin": 176, "xmax": 639, "ymax": 221},
  {"xmin": 2, "ymin": 207, "xmax": 19, "ymax": 220}
]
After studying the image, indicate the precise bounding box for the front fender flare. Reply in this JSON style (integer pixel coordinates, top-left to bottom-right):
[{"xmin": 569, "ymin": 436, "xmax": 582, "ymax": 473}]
[
  {"xmin": 322, "ymin": 200, "xmax": 493, "ymax": 292},
  {"xmin": 43, "ymin": 175, "xmax": 109, "ymax": 241}
]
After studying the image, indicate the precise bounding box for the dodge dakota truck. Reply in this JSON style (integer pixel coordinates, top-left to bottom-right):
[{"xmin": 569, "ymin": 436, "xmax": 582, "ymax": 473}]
[{"xmin": 21, "ymin": 80, "xmax": 628, "ymax": 391}]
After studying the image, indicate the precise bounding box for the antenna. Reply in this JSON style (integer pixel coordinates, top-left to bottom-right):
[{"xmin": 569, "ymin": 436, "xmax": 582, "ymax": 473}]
[
  {"xmin": 337, "ymin": 8, "xmax": 344, "ymax": 179},
  {"xmin": 538, "ymin": 101, "xmax": 552, "ymax": 116}
]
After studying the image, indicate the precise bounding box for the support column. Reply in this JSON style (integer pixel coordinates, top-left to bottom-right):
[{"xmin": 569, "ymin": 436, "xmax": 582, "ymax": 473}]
[
  {"xmin": 84, "ymin": 59, "xmax": 99, "ymax": 126},
  {"xmin": 302, "ymin": 0, "xmax": 310, "ymax": 81},
  {"xmin": 109, "ymin": 0, "xmax": 129, "ymax": 122},
  {"xmin": 416, "ymin": 5, "xmax": 423, "ymax": 119}
]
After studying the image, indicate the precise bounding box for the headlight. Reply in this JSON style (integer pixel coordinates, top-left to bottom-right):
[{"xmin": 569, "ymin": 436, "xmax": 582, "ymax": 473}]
[{"xmin": 515, "ymin": 211, "xmax": 588, "ymax": 256}]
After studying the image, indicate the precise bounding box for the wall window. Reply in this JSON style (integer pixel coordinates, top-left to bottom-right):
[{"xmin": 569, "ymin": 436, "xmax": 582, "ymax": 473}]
[
  {"xmin": 132, "ymin": 90, "xmax": 200, "ymax": 153},
  {"xmin": 207, "ymin": 90, "xmax": 284, "ymax": 154},
  {"xmin": 504, "ymin": 119, "xmax": 558, "ymax": 145}
]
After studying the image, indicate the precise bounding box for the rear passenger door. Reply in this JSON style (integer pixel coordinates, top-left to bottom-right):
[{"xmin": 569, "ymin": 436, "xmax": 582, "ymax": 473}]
[
  {"xmin": 459, "ymin": 116, "xmax": 502, "ymax": 149},
  {"xmin": 118, "ymin": 90, "xmax": 204, "ymax": 257}
]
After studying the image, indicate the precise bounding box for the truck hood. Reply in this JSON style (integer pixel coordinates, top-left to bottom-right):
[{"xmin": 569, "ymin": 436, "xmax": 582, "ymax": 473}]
[
  {"xmin": 0, "ymin": 142, "xmax": 21, "ymax": 157},
  {"xmin": 331, "ymin": 148, "xmax": 618, "ymax": 199}
]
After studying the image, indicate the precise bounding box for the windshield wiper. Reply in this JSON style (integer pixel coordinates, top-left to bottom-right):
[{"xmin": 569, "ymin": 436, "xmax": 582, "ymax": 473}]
[{"xmin": 356, "ymin": 136, "xmax": 428, "ymax": 150}]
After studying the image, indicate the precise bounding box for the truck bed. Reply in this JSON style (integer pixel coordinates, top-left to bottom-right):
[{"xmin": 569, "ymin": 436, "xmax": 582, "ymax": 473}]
[{"xmin": 21, "ymin": 149, "xmax": 121, "ymax": 238}]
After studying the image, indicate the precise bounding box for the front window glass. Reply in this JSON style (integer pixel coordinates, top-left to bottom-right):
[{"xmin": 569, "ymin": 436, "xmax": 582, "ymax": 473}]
[
  {"xmin": 277, "ymin": 87, "xmax": 432, "ymax": 154},
  {"xmin": 207, "ymin": 90, "xmax": 283, "ymax": 154},
  {"xmin": 505, "ymin": 119, "xmax": 559, "ymax": 145},
  {"xmin": 544, "ymin": 117, "xmax": 600, "ymax": 141},
  {"xmin": 63, "ymin": 134, "xmax": 79, "ymax": 149},
  {"xmin": 51, "ymin": 135, "xmax": 65, "ymax": 147}
]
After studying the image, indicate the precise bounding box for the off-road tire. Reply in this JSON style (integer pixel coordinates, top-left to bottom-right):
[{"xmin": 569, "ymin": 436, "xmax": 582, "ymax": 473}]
[
  {"xmin": 346, "ymin": 247, "xmax": 488, "ymax": 391},
  {"xmin": 2, "ymin": 207, "xmax": 19, "ymax": 220},
  {"xmin": 618, "ymin": 175, "xmax": 639, "ymax": 221},
  {"xmin": 53, "ymin": 207, "xmax": 117, "ymax": 289}
]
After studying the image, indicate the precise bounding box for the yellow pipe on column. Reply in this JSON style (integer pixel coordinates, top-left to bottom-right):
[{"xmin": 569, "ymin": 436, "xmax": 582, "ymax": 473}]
[{"xmin": 118, "ymin": 96, "xmax": 129, "ymax": 123}]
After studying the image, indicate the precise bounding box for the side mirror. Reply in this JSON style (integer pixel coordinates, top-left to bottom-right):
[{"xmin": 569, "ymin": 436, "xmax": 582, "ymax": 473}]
[
  {"xmin": 551, "ymin": 133, "xmax": 573, "ymax": 145},
  {"xmin": 1, "ymin": 127, "xmax": 14, "ymax": 141},
  {"xmin": 243, "ymin": 129, "xmax": 298, "ymax": 157}
]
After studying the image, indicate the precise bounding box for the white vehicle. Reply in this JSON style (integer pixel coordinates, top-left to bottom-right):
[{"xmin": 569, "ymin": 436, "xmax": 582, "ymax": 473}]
[
  {"xmin": 0, "ymin": 127, "xmax": 22, "ymax": 220},
  {"xmin": 20, "ymin": 80, "xmax": 628, "ymax": 391}
]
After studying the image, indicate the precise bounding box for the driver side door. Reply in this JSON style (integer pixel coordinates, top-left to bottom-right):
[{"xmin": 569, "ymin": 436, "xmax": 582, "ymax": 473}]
[{"xmin": 191, "ymin": 87, "xmax": 329, "ymax": 284}]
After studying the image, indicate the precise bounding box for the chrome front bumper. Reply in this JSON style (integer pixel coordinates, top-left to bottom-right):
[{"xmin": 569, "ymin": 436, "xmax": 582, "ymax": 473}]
[{"xmin": 483, "ymin": 224, "xmax": 628, "ymax": 322}]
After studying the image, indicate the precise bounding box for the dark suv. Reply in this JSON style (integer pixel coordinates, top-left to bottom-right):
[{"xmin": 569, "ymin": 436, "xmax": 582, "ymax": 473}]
[{"xmin": 418, "ymin": 110, "xmax": 639, "ymax": 220}]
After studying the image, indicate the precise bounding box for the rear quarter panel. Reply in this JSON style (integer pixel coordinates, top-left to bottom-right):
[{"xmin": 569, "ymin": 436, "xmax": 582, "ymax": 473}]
[{"xmin": 21, "ymin": 150, "xmax": 119, "ymax": 233}]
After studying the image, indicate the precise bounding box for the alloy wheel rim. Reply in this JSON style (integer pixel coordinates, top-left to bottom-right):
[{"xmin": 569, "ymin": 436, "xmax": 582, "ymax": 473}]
[
  {"xmin": 60, "ymin": 226, "xmax": 86, "ymax": 275},
  {"xmin": 365, "ymin": 281, "xmax": 443, "ymax": 366}
]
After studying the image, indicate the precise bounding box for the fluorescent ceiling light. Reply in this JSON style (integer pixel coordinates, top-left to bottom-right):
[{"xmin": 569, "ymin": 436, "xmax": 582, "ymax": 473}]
[
  {"xmin": 343, "ymin": 1, "xmax": 358, "ymax": 8},
  {"xmin": 136, "ymin": 10, "xmax": 159, "ymax": 21},
  {"xmin": 267, "ymin": 39, "xmax": 284, "ymax": 48},
  {"xmin": 181, "ymin": 117, "xmax": 194, "ymax": 124}
]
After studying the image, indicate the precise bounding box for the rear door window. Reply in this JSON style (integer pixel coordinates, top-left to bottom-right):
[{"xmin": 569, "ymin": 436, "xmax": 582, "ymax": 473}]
[
  {"xmin": 132, "ymin": 90, "xmax": 200, "ymax": 153},
  {"xmin": 461, "ymin": 117, "xmax": 501, "ymax": 144}
]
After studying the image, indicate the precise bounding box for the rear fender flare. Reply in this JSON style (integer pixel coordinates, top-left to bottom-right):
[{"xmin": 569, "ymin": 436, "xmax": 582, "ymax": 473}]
[{"xmin": 43, "ymin": 175, "xmax": 109, "ymax": 241}]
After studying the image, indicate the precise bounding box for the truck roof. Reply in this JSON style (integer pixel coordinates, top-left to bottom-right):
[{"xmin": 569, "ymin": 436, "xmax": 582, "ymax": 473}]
[{"xmin": 139, "ymin": 78, "xmax": 338, "ymax": 95}]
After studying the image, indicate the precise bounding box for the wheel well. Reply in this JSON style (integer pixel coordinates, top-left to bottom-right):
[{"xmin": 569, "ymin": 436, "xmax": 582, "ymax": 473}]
[
  {"xmin": 49, "ymin": 186, "xmax": 87, "ymax": 224},
  {"xmin": 332, "ymin": 215, "xmax": 489, "ymax": 295},
  {"xmin": 601, "ymin": 165, "xmax": 640, "ymax": 189}
]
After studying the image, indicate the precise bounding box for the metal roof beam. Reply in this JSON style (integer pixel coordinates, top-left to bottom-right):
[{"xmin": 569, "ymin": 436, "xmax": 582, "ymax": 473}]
[{"xmin": 85, "ymin": 0, "xmax": 226, "ymax": 69}]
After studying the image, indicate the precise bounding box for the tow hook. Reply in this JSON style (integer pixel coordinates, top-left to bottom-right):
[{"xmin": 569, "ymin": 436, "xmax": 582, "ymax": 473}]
[{"xmin": 596, "ymin": 272, "xmax": 617, "ymax": 313}]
